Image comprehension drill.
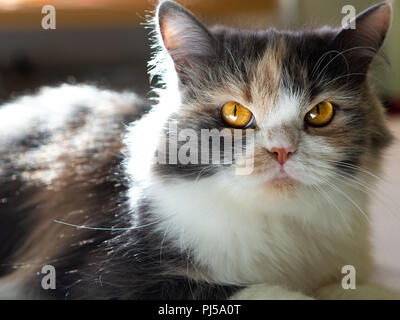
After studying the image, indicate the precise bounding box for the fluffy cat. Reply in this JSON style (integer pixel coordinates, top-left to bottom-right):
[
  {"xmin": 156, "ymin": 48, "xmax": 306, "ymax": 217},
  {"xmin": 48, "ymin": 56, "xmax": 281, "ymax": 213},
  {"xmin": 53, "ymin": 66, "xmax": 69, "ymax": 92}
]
[{"xmin": 0, "ymin": 0, "xmax": 397, "ymax": 299}]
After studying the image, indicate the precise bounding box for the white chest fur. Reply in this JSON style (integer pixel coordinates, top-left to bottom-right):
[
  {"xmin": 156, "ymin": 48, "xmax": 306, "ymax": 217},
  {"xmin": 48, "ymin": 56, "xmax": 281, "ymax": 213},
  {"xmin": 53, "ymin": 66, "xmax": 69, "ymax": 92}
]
[{"xmin": 147, "ymin": 174, "xmax": 371, "ymax": 293}]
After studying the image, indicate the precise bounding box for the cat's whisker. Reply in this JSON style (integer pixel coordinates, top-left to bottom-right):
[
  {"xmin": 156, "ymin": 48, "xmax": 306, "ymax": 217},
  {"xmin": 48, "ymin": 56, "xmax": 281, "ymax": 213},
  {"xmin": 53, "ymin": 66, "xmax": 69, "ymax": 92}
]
[
  {"xmin": 191, "ymin": 165, "xmax": 217, "ymax": 181},
  {"xmin": 159, "ymin": 220, "xmax": 173, "ymax": 264},
  {"xmin": 332, "ymin": 71, "xmax": 388, "ymax": 92},
  {"xmin": 314, "ymin": 161, "xmax": 400, "ymax": 219},
  {"xmin": 312, "ymin": 163, "xmax": 375, "ymax": 194},
  {"xmin": 311, "ymin": 50, "xmax": 343, "ymax": 79},
  {"xmin": 310, "ymin": 184, "xmax": 347, "ymax": 223},
  {"xmin": 323, "ymin": 159, "xmax": 386, "ymax": 183},
  {"xmin": 314, "ymin": 49, "xmax": 350, "ymax": 82},
  {"xmin": 316, "ymin": 174, "xmax": 370, "ymax": 223},
  {"xmin": 307, "ymin": 159, "xmax": 391, "ymax": 206},
  {"xmin": 322, "ymin": 72, "xmax": 368, "ymax": 88},
  {"xmin": 314, "ymin": 46, "xmax": 376, "ymax": 83},
  {"xmin": 187, "ymin": 254, "xmax": 209, "ymax": 283},
  {"xmin": 298, "ymin": 161, "xmax": 380, "ymax": 214},
  {"xmin": 53, "ymin": 217, "xmax": 169, "ymax": 231}
]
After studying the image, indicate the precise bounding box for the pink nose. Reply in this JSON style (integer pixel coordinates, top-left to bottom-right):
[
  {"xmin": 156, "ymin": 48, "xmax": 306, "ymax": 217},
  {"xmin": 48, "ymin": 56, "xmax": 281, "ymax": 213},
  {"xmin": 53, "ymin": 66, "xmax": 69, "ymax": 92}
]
[{"xmin": 269, "ymin": 147, "xmax": 295, "ymax": 165}]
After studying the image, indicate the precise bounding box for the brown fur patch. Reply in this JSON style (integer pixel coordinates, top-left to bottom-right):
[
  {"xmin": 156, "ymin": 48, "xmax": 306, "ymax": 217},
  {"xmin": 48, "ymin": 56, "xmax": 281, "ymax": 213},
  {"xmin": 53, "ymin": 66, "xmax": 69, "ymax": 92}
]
[{"xmin": 250, "ymin": 38, "xmax": 286, "ymax": 115}]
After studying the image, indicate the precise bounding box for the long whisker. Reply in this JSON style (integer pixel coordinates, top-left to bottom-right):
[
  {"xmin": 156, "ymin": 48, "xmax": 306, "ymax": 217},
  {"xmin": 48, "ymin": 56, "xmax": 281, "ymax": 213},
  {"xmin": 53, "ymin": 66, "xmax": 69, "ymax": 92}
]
[
  {"xmin": 314, "ymin": 50, "xmax": 349, "ymax": 82},
  {"xmin": 314, "ymin": 46, "xmax": 377, "ymax": 82},
  {"xmin": 322, "ymin": 73, "xmax": 367, "ymax": 88},
  {"xmin": 53, "ymin": 216, "xmax": 169, "ymax": 231},
  {"xmin": 314, "ymin": 164, "xmax": 374, "ymax": 194},
  {"xmin": 159, "ymin": 220, "xmax": 173, "ymax": 263},
  {"xmin": 314, "ymin": 161, "xmax": 400, "ymax": 219},
  {"xmin": 323, "ymin": 159, "xmax": 386, "ymax": 183},
  {"xmin": 316, "ymin": 174, "xmax": 370, "ymax": 223},
  {"xmin": 311, "ymin": 50, "xmax": 344, "ymax": 78},
  {"xmin": 311, "ymin": 184, "xmax": 347, "ymax": 223}
]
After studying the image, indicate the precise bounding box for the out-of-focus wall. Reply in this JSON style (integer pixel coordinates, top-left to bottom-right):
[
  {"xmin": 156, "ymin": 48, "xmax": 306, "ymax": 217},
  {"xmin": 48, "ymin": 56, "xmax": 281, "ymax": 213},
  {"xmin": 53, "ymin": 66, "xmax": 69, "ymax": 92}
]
[
  {"xmin": 0, "ymin": 0, "xmax": 398, "ymax": 101},
  {"xmin": 0, "ymin": 0, "xmax": 281, "ymax": 100}
]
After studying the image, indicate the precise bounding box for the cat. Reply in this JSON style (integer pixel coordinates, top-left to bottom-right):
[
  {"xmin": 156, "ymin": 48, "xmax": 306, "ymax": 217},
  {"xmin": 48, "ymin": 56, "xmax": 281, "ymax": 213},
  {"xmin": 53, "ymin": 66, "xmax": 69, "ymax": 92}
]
[{"xmin": 0, "ymin": 0, "xmax": 397, "ymax": 299}]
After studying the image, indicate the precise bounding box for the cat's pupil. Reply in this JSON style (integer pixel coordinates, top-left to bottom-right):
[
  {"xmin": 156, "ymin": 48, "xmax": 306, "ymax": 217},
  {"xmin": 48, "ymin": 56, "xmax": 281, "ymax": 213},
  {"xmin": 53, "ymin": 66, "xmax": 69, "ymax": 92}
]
[{"xmin": 234, "ymin": 104, "xmax": 237, "ymax": 117}]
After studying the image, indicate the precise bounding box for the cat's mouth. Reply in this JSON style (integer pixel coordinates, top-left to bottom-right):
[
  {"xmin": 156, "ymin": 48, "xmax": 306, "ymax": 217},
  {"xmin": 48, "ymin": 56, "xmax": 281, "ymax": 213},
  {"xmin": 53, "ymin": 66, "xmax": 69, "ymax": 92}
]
[
  {"xmin": 255, "ymin": 165, "xmax": 299, "ymax": 191},
  {"xmin": 270, "ymin": 170, "xmax": 296, "ymax": 186},
  {"xmin": 263, "ymin": 175, "xmax": 298, "ymax": 194}
]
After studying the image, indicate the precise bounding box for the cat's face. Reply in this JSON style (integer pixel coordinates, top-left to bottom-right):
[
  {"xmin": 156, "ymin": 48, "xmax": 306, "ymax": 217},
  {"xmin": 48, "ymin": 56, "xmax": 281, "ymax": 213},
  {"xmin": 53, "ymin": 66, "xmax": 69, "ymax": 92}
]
[{"xmin": 152, "ymin": 1, "xmax": 392, "ymax": 196}]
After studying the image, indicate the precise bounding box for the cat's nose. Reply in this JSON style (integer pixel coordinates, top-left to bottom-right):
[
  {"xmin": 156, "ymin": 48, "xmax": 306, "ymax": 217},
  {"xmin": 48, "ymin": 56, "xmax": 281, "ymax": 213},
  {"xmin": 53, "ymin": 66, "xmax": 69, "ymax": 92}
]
[{"xmin": 269, "ymin": 147, "xmax": 295, "ymax": 165}]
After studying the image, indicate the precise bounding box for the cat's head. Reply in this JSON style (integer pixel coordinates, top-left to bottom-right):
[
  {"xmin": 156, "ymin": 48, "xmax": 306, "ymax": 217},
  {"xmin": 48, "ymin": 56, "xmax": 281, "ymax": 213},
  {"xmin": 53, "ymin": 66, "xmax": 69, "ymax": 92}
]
[{"xmin": 147, "ymin": 0, "xmax": 393, "ymax": 197}]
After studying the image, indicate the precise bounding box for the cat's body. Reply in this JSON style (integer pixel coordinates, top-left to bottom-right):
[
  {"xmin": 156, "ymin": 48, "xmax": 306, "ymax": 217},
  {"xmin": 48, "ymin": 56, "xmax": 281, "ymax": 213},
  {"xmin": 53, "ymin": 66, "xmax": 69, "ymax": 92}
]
[{"xmin": 0, "ymin": 1, "xmax": 397, "ymax": 299}]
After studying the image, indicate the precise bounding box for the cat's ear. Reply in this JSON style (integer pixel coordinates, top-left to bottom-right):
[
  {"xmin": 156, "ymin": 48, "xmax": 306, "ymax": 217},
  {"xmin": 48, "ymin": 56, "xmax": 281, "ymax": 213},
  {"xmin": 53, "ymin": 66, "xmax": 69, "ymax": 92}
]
[
  {"xmin": 156, "ymin": 0, "xmax": 217, "ymax": 78},
  {"xmin": 335, "ymin": 2, "xmax": 391, "ymax": 71}
]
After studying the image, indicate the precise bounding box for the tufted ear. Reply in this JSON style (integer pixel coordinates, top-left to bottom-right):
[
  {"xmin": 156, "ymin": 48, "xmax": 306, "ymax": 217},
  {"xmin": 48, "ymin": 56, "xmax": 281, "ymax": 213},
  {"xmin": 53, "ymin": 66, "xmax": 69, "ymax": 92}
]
[
  {"xmin": 156, "ymin": 0, "xmax": 218, "ymax": 79},
  {"xmin": 335, "ymin": 2, "xmax": 391, "ymax": 72}
]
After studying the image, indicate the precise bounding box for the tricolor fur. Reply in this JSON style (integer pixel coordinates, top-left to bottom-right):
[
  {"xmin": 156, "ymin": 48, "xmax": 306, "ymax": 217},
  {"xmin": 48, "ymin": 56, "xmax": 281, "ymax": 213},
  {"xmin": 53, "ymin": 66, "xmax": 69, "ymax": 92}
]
[{"xmin": 0, "ymin": 1, "xmax": 397, "ymax": 299}]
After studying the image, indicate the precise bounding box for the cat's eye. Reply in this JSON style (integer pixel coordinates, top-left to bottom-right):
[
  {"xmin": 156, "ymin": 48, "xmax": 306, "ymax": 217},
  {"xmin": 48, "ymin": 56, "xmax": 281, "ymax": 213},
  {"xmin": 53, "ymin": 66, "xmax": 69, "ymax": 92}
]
[
  {"xmin": 305, "ymin": 101, "xmax": 335, "ymax": 127},
  {"xmin": 220, "ymin": 101, "xmax": 254, "ymax": 128}
]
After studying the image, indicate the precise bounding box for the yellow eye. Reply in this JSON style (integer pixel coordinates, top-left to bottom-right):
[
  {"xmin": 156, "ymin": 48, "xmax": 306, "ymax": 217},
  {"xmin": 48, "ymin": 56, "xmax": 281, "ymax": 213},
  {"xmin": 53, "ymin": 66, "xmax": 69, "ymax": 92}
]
[
  {"xmin": 305, "ymin": 101, "xmax": 335, "ymax": 127},
  {"xmin": 220, "ymin": 101, "xmax": 254, "ymax": 128}
]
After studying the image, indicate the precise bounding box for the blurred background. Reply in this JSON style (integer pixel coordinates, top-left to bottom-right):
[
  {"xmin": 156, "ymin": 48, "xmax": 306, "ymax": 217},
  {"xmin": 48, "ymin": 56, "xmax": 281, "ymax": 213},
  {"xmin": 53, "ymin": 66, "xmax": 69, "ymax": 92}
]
[
  {"xmin": 0, "ymin": 0, "xmax": 399, "ymax": 293},
  {"xmin": 0, "ymin": 0, "xmax": 399, "ymax": 105}
]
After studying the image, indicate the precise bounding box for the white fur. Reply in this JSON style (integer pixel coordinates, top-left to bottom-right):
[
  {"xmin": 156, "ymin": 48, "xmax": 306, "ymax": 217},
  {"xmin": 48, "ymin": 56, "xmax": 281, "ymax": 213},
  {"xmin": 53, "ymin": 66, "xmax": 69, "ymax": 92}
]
[
  {"xmin": 146, "ymin": 173, "xmax": 371, "ymax": 292},
  {"xmin": 0, "ymin": 84, "xmax": 139, "ymax": 146},
  {"xmin": 0, "ymin": 84, "xmax": 140, "ymax": 183},
  {"xmin": 316, "ymin": 283, "xmax": 397, "ymax": 300},
  {"xmin": 262, "ymin": 90, "xmax": 303, "ymax": 129},
  {"xmin": 230, "ymin": 284, "xmax": 314, "ymax": 300}
]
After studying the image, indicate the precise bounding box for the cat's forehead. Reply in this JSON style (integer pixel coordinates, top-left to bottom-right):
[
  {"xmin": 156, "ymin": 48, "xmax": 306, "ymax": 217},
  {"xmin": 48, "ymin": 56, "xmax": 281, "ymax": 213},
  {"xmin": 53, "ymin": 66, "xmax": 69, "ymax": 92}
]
[
  {"xmin": 202, "ymin": 28, "xmax": 350, "ymax": 113},
  {"xmin": 211, "ymin": 27, "xmax": 337, "ymax": 67},
  {"xmin": 203, "ymin": 29, "xmax": 332, "ymax": 101}
]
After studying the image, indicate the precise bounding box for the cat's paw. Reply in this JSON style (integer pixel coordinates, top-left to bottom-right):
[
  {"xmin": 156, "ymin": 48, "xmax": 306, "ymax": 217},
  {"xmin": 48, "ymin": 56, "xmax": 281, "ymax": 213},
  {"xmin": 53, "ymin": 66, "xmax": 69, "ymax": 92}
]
[
  {"xmin": 315, "ymin": 283, "xmax": 399, "ymax": 300},
  {"xmin": 230, "ymin": 284, "xmax": 314, "ymax": 300}
]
